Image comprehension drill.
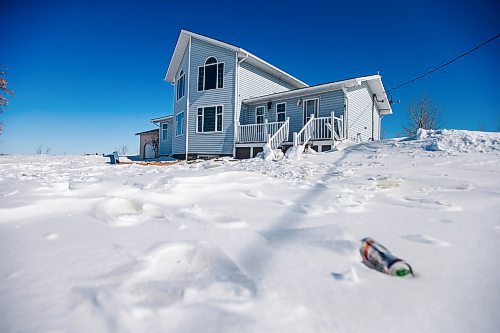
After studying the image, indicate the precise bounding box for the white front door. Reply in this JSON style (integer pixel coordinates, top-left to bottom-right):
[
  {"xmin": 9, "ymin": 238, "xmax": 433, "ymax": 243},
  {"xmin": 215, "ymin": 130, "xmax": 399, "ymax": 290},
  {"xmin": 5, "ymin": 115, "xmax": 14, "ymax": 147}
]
[{"xmin": 303, "ymin": 98, "xmax": 319, "ymax": 124}]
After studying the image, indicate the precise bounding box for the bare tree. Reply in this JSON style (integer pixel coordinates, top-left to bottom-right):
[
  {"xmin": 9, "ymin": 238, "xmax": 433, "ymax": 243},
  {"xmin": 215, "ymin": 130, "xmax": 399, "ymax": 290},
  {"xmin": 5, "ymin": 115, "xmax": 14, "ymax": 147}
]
[
  {"xmin": 0, "ymin": 67, "xmax": 14, "ymax": 135},
  {"xmin": 402, "ymin": 96, "xmax": 442, "ymax": 136},
  {"xmin": 35, "ymin": 145, "xmax": 51, "ymax": 155},
  {"xmin": 115, "ymin": 145, "xmax": 129, "ymax": 156}
]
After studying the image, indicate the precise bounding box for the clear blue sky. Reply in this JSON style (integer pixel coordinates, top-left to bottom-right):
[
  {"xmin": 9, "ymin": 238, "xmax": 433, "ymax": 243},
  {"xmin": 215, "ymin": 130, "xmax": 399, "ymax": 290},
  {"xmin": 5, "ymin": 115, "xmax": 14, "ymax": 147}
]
[{"xmin": 1, "ymin": 0, "xmax": 499, "ymax": 155}]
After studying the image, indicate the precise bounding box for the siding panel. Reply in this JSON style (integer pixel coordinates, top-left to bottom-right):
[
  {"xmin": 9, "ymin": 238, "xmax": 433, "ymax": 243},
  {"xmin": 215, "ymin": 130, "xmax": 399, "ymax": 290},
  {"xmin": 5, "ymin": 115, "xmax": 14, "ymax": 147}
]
[
  {"xmin": 188, "ymin": 38, "xmax": 237, "ymax": 155},
  {"xmin": 346, "ymin": 82, "xmax": 380, "ymax": 142},
  {"xmin": 158, "ymin": 119, "xmax": 173, "ymax": 156},
  {"xmin": 172, "ymin": 46, "xmax": 189, "ymax": 155}
]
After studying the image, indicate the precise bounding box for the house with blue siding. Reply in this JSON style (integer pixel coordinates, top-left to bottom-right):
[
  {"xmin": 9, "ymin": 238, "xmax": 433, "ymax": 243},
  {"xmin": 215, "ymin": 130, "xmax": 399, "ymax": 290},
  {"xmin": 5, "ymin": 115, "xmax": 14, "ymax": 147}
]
[{"xmin": 150, "ymin": 30, "xmax": 392, "ymax": 159}]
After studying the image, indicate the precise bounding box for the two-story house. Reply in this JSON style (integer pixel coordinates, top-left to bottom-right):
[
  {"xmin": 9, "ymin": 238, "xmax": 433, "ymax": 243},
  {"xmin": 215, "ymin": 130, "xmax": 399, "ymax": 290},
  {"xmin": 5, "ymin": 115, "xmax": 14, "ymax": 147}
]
[{"xmin": 151, "ymin": 30, "xmax": 392, "ymax": 159}]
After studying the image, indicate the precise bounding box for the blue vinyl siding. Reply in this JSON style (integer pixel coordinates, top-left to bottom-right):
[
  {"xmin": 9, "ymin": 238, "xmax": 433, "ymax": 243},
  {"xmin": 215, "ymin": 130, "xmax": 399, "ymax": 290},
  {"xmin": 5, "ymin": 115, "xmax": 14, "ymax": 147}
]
[
  {"xmin": 238, "ymin": 62, "xmax": 295, "ymax": 125},
  {"xmin": 188, "ymin": 38, "xmax": 236, "ymax": 155},
  {"xmin": 242, "ymin": 89, "xmax": 345, "ymax": 139},
  {"xmin": 346, "ymin": 82, "xmax": 380, "ymax": 142},
  {"xmin": 159, "ymin": 118, "xmax": 173, "ymax": 156},
  {"xmin": 172, "ymin": 46, "xmax": 189, "ymax": 155}
]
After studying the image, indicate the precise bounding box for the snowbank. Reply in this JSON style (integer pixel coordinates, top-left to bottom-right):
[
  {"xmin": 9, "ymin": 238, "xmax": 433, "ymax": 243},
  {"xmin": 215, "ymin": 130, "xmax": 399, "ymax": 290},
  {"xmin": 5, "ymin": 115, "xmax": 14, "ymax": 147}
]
[{"xmin": 414, "ymin": 128, "xmax": 500, "ymax": 154}]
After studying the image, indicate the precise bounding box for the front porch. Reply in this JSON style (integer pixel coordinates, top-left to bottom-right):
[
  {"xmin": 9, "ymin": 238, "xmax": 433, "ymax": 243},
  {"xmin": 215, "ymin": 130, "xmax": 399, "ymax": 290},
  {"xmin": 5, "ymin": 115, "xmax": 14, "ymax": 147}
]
[{"xmin": 235, "ymin": 112, "xmax": 346, "ymax": 158}]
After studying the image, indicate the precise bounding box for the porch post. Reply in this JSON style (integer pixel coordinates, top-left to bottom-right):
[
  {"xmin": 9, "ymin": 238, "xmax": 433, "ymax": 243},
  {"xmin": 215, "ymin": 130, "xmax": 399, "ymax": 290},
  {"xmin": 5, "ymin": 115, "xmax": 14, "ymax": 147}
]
[
  {"xmin": 264, "ymin": 119, "xmax": 268, "ymax": 142},
  {"xmin": 331, "ymin": 111, "xmax": 335, "ymax": 140}
]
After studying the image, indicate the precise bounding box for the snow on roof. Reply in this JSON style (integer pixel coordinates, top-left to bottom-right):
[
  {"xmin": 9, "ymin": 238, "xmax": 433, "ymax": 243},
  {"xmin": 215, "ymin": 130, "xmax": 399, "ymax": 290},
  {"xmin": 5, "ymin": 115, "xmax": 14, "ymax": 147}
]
[
  {"xmin": 150, "ymin": 115, "xmax": 173, "ymax": 123},
  {"xmin": 242, "ymin": 74, "xmax": 393, "ymax": 115},
  {"xmin": 164, "ymin": 30, "xmax": 308, "ymax": 89},
  {"xmin": 134, "ymin": 129, "xmax": 159, "ymax": 136}
]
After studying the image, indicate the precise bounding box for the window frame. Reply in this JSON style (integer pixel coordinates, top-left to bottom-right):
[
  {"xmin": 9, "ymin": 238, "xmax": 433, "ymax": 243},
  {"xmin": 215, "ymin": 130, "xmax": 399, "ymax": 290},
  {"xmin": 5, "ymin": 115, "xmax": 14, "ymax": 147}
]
[
  {"xmin": 196, "ymin": 105, "xmax": 224, "ymax": 133},
  {"xmin": 255, "ymin": 106, "xmax": 265, "ymax": 124},
  {"xmin": 161, "ymin": 123, "xmax": 169, "ymax": 141},
  {"xmin": 176, "ymin": 70, "xmax": 185, "ymax": 101},
  {"xmin": 198, "ymin": 57, "xmax": 225, "ymax": 92},
  {"xmin": 276, "ymin": 102, "xmax": 287, "ymax": 122},
  {"xmin": 175, "ymin": 112, "xmax": 185, "ymax": 136}
]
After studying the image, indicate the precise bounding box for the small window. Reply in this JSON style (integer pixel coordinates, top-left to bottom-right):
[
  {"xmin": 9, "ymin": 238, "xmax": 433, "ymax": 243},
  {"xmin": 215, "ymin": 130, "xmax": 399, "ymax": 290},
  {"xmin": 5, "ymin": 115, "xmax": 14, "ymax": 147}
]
[
  {"xmin": 198, "ymin": 57, "xmax": 224, "ymax": 91},
  {"xmin": 256, "ymin": 106, "xmax": 265, "ymax": 124},
  {"xmin": 276, "ymin": 103, "xmax": 286, "ymax": 122},
  {"xmin": 176, "ymin": 112, "xmax": 184, "ymax": 136},
  {"xmin": 196, "ymin": 106, "xmax": 223, "ymax": 133},
  {"xmin": 161, "ymin": 123, "xmax": 168, "ymax": 141},
  {"xmin": 176, "ymin": 70, "xmax": 185, "ymax": 100}
]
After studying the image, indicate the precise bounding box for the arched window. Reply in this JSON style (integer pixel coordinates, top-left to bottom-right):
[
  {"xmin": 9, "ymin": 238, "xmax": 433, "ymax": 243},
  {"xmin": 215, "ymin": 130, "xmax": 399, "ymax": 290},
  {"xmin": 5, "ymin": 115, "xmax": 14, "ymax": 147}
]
[
  {"xmin": 198, "ymin": 56, "xmax": 224, "ymax": 91},
  {"xmin": 176, "ymin": 69, "xmax": 185, "ymax": 100}
]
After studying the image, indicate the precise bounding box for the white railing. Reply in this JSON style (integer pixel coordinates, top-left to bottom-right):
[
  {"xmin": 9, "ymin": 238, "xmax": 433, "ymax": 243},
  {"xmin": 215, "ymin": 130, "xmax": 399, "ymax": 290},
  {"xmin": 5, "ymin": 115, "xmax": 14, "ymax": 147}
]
[
  {"xmin": 332, "ymin": 113, "xmax": 345, "ymax": 141},
  {"xmin": 312, "ymin": 116, "xmax": 332, "ymax": 140},
  {"xmin": 267, "ymin": 117, "xmax": 289, "ymax": 150},
  {"xmin": 293, "ymin": 115, "xmax": 315, "ymax": 146},
  {"xmin": 237, "ymin": 120, "xmax": 285, "ymax": 143}
]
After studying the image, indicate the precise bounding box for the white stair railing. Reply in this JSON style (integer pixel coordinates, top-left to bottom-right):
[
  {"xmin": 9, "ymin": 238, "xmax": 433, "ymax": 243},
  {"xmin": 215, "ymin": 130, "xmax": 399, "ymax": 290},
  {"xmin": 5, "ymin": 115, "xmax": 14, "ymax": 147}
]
[
  {"xmin": 293, "ymin": 115, "xmax": 315, "ymax": 147},
  {"xmin": 267, "ymin": 117, "xmax": 289, "ymax": 150},
  {"xmin": 237, "ymin": 120, "xmax": 285, "ymax": 143}
]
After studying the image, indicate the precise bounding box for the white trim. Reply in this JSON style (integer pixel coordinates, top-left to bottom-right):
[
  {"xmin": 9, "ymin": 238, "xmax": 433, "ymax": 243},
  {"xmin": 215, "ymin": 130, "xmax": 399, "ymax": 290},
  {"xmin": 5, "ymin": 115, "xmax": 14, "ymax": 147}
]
[
  {"xmin": 302, "ymin": 97, "xmax": 319, "ymax": 125},
  {"xmin": 176, "ymin": 111, "xmax": 185, "ymax": 137},
  {"xmin": 185, "ymin": 37, "xmax": 191, "ymax": 160},
  {"xmin": 165, "ymin": 30, "xmax": 307, "ymax": 88},
  {"xmin": 176, "ymin": 70, "xmax": 186, "ymax": 101},
  {"xmin": 161, "ymin": 123, "xmax": 169, "ymax": 141},
  {"xmin": 196, "ymin": 105, "xmax": 224, "ymax": 133},
  {"xmin": 255, "ymin": 105, "xmax": 266, "ymax": 124},
  {"xmin": 276, "ymin": 102, "xmax": 286, "ymax": 122},
  {"xmin": 198, "ymin": 60, "xmax": 225, "ymax": 91},
  {"xmin": 151, "ymin": 115, "xmax": 173, "ymax": 123}
]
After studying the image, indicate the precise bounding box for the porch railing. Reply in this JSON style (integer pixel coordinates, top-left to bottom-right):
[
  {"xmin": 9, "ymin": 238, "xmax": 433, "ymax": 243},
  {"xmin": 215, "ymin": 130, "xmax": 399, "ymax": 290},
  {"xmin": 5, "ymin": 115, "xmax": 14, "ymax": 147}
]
[
  {"xmin": 237, "ymin": 120, "xmax": 285, "ymax": 143},
  {"xmin": 293, "ymin": 115, "xmax": 315, "ymax": 146},
  {"xmin": 267, "ymin": 117, "xmax": 289, "ymax": 150}
]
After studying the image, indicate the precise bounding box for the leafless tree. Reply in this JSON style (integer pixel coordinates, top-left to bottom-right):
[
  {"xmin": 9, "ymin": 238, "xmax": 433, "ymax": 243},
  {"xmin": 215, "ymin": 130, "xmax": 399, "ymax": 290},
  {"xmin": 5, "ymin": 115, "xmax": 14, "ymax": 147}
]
[
  {"xmin": 152, "ymin": 138, "xmax": 159, "ymax": 158},
  {"xmin": 402, "ymin": 96, "xmax": 442, "ymax": 136},
  {"xmin": 35, "ymin": 145, "xmax": 51, "ymax": 155},
  {"xmin": 0, "ymin": 67, "xmax": 14, "ymax": 135},
  {"xmin": 115, "ymin": 145, "xmax": 129, "ymax": 155}
]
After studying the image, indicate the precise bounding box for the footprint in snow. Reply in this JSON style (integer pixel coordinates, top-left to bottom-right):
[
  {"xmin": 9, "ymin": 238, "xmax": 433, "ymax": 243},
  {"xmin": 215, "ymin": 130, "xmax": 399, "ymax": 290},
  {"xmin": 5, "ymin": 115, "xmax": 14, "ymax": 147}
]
[
  {"xmin": 331, "ymin": 267, "xmax": 359, "ymax": 282},
  {"xmin": 213, "ymin": 216, "xmax": 248, "ymax": 229},
  {"xmin": 44, "ymin": 233, "xmax": 59, "ymax": 241},
  {"xmin": 241, "ymin": 189, "xmax": 263, "ymax": 198},
  {"xmin": 402, "ymin": 234, "xmax": 450, "ymax": 246},
  {"xmin": 94, "ymin": 197, "xmax": 146, "ymax": 227},
  {"xmin": 77, "ymin": 242, "xmax": 256, "ymax": 319}
]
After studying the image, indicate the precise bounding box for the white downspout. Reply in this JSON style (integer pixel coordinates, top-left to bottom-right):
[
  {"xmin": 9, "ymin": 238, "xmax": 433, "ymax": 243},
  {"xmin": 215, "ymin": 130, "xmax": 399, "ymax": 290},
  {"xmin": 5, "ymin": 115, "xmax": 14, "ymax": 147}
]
[
  {"xmin": 233, "ymin": 51, "xmax": 249, "ymax": 157},
  {"xmin": 185, "ymin": 36, "xmax": 191, "ymax": 160}
]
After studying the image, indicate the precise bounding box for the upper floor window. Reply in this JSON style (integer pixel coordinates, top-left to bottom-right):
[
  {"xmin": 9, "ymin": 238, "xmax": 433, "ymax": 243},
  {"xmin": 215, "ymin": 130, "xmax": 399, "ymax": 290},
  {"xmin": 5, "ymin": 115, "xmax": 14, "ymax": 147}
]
[
  {"xmin": 197, "ymin": 106, "xmax": 223, "ymax": 132},
  {"xmin": 256, "ymin": 106, "xmax": 265, "ymax": 124},
  {"xmin": 161, "ymin": 123, "xmax": 168, "ymax": 141},
  {"xmin": 176, "ymin": 70, "xmax": 185, "ymax": 100},
  {"xmin": 198, "ymin": 57, "xmax": 224, "ymax": 91},
  {"xmin": 176, "ymin": 112, "xmax": 185, "ymax": 136},
  {"xmin": 276, "ymin": 103, "xmax": 286, "ymax": 122}
]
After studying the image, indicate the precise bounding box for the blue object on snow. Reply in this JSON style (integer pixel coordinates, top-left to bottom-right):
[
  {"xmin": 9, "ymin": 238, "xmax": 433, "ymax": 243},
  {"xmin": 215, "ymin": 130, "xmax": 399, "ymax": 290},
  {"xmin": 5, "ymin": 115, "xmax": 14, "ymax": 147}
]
[{"xmin": 105, "ymin": 151, "xmax": 120, "ymax": 164}]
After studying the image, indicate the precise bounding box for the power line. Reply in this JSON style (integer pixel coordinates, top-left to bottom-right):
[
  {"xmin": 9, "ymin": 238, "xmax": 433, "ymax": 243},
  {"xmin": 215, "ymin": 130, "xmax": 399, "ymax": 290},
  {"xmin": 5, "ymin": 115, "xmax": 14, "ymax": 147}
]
[{"xmin": 387, "ymin": 33, "xmax": 499, "ymax": 93}]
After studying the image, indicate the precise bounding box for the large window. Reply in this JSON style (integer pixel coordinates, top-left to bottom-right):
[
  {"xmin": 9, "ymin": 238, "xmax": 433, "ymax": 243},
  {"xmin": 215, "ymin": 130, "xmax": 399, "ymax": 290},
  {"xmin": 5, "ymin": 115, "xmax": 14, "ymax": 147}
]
[
  {"xmin": 176, "ymin": 70, "xmax": 185, "ymax": 100},
  {"xmin": 198, "ymin": 57, "xmax": 224, "ymax": 91},
  {"xmin": 276, "ymin": 103, "xmax": 286, "ymax": 122},
  {"xmin": 197, "ymin": 106, "xmax": 223, "ymax": 132},
  {"xmin": 161, "ymin": 123, "xmax": 168, "ymax": 141},
  {"xmin": 256, "ymin": 106, "xmax": 265, "ymax": 124},
  {"xmin": 176, "ymin": 112, "xmax": 184, "ymax": 136}
]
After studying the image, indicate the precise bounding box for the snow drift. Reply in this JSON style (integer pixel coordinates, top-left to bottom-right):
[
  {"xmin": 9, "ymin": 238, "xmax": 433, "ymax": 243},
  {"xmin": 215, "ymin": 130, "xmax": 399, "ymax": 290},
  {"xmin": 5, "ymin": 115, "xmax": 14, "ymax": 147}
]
[{"xmin": 0, "ymin": 130, "xmax": 499, "ymax": 333}]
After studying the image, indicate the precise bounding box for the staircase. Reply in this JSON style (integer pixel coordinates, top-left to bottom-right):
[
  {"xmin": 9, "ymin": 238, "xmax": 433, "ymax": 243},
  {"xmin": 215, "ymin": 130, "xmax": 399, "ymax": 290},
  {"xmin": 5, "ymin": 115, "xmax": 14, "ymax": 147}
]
[
  {"xmin": 293, "ymin": 112, "xmax": 346, "ymax": 147},
  {"xmin": 267, "ymin": 117, "xmax": 289, "ymax": 150}
]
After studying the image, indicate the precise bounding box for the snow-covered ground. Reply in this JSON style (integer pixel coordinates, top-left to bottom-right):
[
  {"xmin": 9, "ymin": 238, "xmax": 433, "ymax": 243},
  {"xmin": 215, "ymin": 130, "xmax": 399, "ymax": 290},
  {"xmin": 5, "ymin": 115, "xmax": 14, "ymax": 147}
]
[{"xmin": 1, "ymin": 129, "xmax": 499, "ymax": 333}]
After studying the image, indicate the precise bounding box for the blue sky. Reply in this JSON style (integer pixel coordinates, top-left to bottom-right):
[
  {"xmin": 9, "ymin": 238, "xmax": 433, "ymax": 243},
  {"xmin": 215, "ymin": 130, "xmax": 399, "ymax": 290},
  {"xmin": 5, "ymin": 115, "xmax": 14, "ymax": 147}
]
[{"xmin": 1, "ymin": 0, "xmax": 499, "ymax": 155}]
